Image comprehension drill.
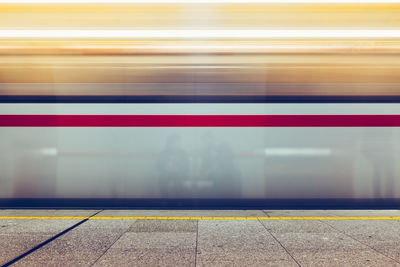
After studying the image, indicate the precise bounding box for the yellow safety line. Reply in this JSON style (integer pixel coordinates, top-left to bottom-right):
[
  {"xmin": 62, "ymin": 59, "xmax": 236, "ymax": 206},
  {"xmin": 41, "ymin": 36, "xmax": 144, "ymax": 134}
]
[
  {"xmin": 0, "ymin": 216, "xmax": 400, "ymax": 220},
  {"xmin": 0, "ymin": 216, "xmax": 90, "ymax": 220}
]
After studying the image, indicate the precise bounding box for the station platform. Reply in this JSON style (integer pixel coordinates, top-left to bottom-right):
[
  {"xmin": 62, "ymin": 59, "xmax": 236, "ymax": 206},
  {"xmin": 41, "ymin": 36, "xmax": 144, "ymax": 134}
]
[{"xmin": 0, "ymin": 210, "xmax": 400, "ymax": 266}]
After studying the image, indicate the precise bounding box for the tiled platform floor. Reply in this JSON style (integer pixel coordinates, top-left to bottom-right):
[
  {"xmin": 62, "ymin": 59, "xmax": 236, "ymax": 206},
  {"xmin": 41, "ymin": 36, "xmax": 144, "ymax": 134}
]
[{"xmin": 0, "ymin": 210, "xmax": 400, "ymax": 266}]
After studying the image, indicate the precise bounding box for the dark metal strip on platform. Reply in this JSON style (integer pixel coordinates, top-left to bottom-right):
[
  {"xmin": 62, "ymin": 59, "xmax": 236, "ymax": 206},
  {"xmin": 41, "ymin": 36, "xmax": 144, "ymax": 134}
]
[
  {"xmin": 1, "ymin": 198, "xmax": 400, "ymax": 209},
  {"xmin": 2, "ymin": 95, "xmax": 400, "ymax": 103}
]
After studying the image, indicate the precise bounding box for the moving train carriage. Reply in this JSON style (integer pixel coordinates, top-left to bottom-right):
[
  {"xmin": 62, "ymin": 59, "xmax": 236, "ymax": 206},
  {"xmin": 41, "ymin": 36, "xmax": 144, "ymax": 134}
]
[{"xmin": 0, "ymin": 1, "xmax": 400, "ymax": 206}]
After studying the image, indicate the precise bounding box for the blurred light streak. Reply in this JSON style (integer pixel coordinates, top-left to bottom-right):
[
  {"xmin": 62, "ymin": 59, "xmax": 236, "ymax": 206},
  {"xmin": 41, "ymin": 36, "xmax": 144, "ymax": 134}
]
[
  {"xmin": 265, "ymin": 148, "xmax": 332, "ymax": 156},
  {"xmin": 0, "ymin": 0, "xmax": 399, "ymax": 2},
  {"xmin": 1, "ymin": 30, "xmax": 400, "ymax": 39},
  {"xmin": 39, "ymin": 148, "xmax": 58, "ymax": 156},
  {"xmin": 2, "ymin": 41, "xmax": 400, "ymax": 55}
]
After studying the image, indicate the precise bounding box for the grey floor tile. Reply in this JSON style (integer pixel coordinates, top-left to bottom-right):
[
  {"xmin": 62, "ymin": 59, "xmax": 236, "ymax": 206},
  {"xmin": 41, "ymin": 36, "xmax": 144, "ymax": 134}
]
[
  {"xmin": 2, "ymin": 210, "xmax": 400, "ymax": 267},
  {"xmin": 93, "ymin": 232, "xmax": 196, "ymax": 267},
  {"xmin": 0, "ymin": 233, "xmax": 55, "ymax": 265},
  {"xmin": 197, "ymin": 220, "xmax": 298, "ymax": 266},
  {"xmin": 323, "ymin": 219, "xmax": 400, "ymax": 263},
  {"xmin": 273, "ymin": 232, "xmax": 399, "ymax": 266},
  {"xmin": 261, "ymin": 219, "xmax": 334, "ymax": 234},
  {"xmin": 53, "ymin": 210, "xmax": 101, "ymax": 217},
  {"xmin": 128, "ymin": 219, "xmax": 197, "ymax": 233},
  {"xmin": 0, "ymin": 209, "xmax": 58, "ymax": 216},
  {"xmin": 325, "ymin": 210, "xmax": 400, "ymax": 217},
  {"xmin": 13, "ymin": 219, "xmax": 134, "ymax": 267},
  {"xmin": 263, "ymin": 210, "xmax": 332, "ymax": 217},
  {"xmin": 0, "ymin": 219, "xmax": 83, "ymax": 265},
  {"xmin": 260, "ymin": 218, "xmax": 400, "ymax": 267},
  {"xmin": 0, "ymin": 209, "xmax": 99, "ymax": 217},
  {"xmin": 1, "ymin": 219, "xmax": 81, "ymax": 234},
  {"xmin": 0, "ymin": 219, "xmax": 29, "ymax": 232}
]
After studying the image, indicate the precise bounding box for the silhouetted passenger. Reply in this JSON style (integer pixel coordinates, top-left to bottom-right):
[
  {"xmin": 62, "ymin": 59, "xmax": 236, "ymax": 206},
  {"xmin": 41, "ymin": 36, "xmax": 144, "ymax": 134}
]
[
  {"xmin": 156, "ymin": 134, "xmax": 189, "ymax": 198},
  {"xmin": 361, "ymin": 128, "xmax": 395, "ymax": 198},
  {"xmin": 199, "ymin": 133, "xmax": 241, "ymax": 198}
]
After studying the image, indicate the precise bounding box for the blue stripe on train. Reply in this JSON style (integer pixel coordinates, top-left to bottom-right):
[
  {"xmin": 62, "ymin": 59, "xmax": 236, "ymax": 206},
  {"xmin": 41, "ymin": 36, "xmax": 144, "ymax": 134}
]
[
  {"xmin": 1, "ymin": 95, "xmax": 400, "ymax": 103},
  {"xmin": 1, "ymin": 198, "xmax": 400, "ymax": 209}
]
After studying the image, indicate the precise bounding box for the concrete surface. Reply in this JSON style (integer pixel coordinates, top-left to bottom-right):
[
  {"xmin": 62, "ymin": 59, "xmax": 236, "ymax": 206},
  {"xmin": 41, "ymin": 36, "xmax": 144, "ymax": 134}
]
[
  {"xmin": 0, "ymin": 210, "xmax": 399, "ymax": 266},
  {"xmin": 0, "ymin": 210, "xmax": 98, "ymax": 266}
]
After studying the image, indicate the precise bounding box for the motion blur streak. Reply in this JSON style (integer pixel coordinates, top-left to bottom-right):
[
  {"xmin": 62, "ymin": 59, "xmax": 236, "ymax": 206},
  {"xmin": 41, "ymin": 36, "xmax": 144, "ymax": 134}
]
[
  {"xmin": 264, "ymin": 148, "xmax": 332, "ymax": 157},
  {"xmin": 2, "ymin": 30, "xmax": 400, "ymax": 39},
  {"xmin": 1, "ymin": 1, "xmax": 400, "ymax": 203},
  {"xmin": 1, "ymin": 0, "xmax": 400, "ymax": 3}
]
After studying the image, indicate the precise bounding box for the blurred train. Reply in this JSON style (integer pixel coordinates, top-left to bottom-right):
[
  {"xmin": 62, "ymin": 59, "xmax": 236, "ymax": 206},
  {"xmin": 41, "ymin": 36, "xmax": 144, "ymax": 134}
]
[{"xmin": 0, "ymin": 1, "xmax": 400, "ymax": 207}]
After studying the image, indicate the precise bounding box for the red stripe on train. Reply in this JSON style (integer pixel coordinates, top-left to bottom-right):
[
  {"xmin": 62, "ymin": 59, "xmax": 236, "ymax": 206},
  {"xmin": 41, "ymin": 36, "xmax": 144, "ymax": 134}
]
[{"xmin": 1, "ymin": 115, "xmax": 400, "ymax": 127}]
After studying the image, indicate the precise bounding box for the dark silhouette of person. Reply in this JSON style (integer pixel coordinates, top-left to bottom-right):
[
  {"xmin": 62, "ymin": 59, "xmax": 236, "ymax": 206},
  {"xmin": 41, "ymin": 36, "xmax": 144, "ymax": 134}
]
[
  {"xmin": 361, "ymin": 128, "xmax": 395, "ymax": 198},
  {"xmin": 156, "ymin": 134, "xmax": 189, "ymax": 198},
  {"xmin": 199, "ymin": 133, "xmax": 241, "ymax": 198}
]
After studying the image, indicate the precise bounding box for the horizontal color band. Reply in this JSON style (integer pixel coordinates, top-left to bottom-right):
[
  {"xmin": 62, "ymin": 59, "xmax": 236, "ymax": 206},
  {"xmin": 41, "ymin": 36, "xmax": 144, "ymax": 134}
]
[
  {"xmin": 1, "ymin": 115, "xmax": 400, "ymax": 127},
  {"xmin": 0, "ymin": 216, "xmax": 399, "ymax": 220},
  {"xmin": 3, "ymin": 95, "xmax": 400, "ymax": 103},
  {"xmin": 1, "ymin": 0, "xmax": 399, "ymax": 3},
  {"xmin": 2, "ymin": 30, "xmax": 400, "ymax": 39}
]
